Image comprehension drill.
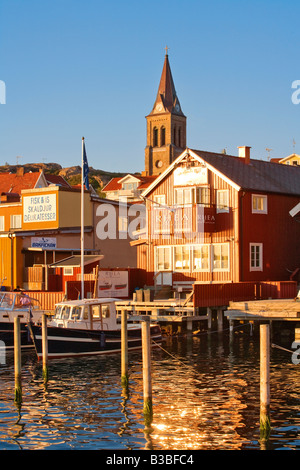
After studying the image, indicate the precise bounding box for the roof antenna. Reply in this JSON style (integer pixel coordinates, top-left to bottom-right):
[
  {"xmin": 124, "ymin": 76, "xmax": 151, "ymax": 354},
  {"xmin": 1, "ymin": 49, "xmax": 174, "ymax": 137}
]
[{"xmin": 266, "ymin": 148, "xmax": 272, "ymax": 161}]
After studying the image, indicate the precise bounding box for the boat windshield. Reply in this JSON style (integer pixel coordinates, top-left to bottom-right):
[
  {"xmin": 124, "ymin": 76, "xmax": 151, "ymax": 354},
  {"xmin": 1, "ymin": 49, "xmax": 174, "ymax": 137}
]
[
  {"xmin": 54, "ymin": 304, "xmax": 71, "ymax": 320},
  {"xmin": 70, "ymin": 306, "xmax": 81, "ymax": 320},
  {"xmin": 54, "ymin": 305, "xmax": 62, "ymax": 319}
]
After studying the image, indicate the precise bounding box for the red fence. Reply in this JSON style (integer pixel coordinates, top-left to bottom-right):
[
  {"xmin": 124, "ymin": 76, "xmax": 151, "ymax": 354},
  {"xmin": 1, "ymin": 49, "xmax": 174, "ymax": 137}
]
[{"xmin": 193, "ymin": 281, "xmax": 297, "ymax": 308}]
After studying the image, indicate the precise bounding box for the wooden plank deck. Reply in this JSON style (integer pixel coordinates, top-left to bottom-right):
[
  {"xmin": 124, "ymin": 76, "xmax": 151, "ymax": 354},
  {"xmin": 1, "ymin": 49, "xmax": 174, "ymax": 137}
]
[
  {"xmin": 225, "ymin": 299, "xmax": 300, "ymax": 322},
  {"xmin": 116, "ymin": 300, "xmax": 207, "ymax": 323}
]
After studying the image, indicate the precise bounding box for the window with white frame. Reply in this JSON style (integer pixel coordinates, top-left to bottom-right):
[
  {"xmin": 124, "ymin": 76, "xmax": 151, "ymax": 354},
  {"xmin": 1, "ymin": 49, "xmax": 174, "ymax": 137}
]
[
  {"xmin": 174, "ymin": 187, "xmax": 193, "ymax": 205},
  {"xmin": 212, "ymin": 243, "xmax": 229, "ymax": 271},
  {"xmin": 0, "ymin": 216, "xmax": 4, "ymax": 231},
  {"xmin": 216, "ymin": 190, "xmax": 229, "ymax": 213},
  {"xmin": 118, "ymin": 215, "xmax": 128, "ymax": 232},
  {"xmin": 174, "ymin": 245, "xmax": 190, "ymax": 271},
  {"xmin": 196, "ymin": 186, "xmax": 210, "ymax": 206},
  {"xmin": 153, "ymin": 194, "xmax": 166, "ymax": 206},
  {"xmin": 250, "ymin": 243, "xmax": 263, "ymax": 271},
  {"xmin": 63, "ymin": 267, "xmax": 74, "ymax": 276},
  {"xmin": 155, "ymin": 246, "xmax": 172, "ymax": 271},
  {"xmin": 192, "ymin": 245, "xmax": 209, "ymax": 271},
  {"xmin": 252, "ymin": 195, "xmax": 268, "ymax": 214},
  {"xmin": 10, "ymin": 214, "xmax": 22, "ymax": 229}
]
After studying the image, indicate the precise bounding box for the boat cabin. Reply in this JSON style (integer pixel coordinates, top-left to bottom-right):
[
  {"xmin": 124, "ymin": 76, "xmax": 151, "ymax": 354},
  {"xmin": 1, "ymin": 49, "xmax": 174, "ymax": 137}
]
[
  {"xmin": 50, "ymin": 298, "xmax": 119, "ymax": 330},
  {"xmin": 0, "ymin": 291, "xmax": 42, "ymax": 323}
]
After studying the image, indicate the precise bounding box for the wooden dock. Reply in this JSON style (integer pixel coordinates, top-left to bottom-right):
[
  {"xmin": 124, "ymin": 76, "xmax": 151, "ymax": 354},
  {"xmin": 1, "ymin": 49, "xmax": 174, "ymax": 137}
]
[
  {"xmin": 116, "ymin": 299, "xmax": 208, "ymax": 333},
  {"xmin": 225, "ymin": 298, "xmax": 300, "ymax": 322}
]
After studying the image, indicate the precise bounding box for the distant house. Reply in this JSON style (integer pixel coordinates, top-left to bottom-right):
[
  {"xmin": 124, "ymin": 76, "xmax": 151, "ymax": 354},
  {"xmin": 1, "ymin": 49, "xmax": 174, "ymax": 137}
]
[
  {"xmin": 271, "ymin": 153, "xmax": 300, "ymax": 166},
  {"xmin": 102, "ymin": 173, "xmax": 157, "ymax": 202},
  {"xmin": 44, "ymin": 173, "xmax": 71, "ymax": 188},
  {"xmin": 135, "ymin": 146, "xmax": 300, "ymax": 288}
]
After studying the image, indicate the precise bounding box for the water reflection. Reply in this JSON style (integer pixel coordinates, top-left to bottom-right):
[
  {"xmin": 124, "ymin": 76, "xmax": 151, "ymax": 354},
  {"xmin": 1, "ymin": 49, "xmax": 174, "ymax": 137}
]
[{"xmin": 0, "ymin": 331, "xmax": 299, "ymax": 450}]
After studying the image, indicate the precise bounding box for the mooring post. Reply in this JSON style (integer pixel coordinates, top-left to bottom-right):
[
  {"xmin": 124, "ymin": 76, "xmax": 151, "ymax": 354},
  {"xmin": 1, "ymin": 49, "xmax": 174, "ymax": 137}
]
[
  {"xmin": 14, "ymin": 316, "xmax": 22, "ymax": 404},
  {"xmin": 42, "ymin": 314, "xmax": 48, "ymax": 382},
  {"xmin": 260, "ymin": 323, "xmax": 271, "ymax": 439},
  {"xmin": 142, "ymin": 317, "xmax": 152, "ymax": 424},
  {"xmin": 121, "ymin": 309, "xmax": 128, "ymax": 388}
]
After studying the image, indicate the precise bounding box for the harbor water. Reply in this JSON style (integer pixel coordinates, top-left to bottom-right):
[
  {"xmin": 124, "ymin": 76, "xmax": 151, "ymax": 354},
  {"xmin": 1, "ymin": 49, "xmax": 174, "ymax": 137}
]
[{"xmin": 0, "ymin": 326, "xmax": 299, "ymax": 451}]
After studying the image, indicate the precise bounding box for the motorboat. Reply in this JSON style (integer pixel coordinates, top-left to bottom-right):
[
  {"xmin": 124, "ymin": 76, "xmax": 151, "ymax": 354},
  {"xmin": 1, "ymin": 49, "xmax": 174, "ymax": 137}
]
[
  {"xmin": 0, "ymin": 291, "xmax": 43, "ymax": 349},
  {"xmin": 29, "ymin": 297, "xmax": 162, "ymax": 359}
]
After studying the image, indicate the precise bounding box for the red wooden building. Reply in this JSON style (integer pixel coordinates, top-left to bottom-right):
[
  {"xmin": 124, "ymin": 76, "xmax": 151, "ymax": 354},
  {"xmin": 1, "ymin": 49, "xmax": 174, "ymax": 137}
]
[{"xmin": 134, "ymin": 147, "xmax": 300, "ymax": 295}]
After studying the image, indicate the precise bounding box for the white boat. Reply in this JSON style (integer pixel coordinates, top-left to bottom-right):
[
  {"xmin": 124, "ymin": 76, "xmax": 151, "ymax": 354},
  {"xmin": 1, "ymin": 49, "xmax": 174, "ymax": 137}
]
[
  {"xmin": 29, "ymin": 297, "xmax": 162, "ymax": 359},
  {"xmin": 0, "ymin": 291, "xmax": 43, "ymax": 349}
]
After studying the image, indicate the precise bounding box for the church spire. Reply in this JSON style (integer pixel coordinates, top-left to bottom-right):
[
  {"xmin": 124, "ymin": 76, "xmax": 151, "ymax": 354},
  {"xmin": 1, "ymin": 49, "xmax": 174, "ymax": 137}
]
[
  {"xmin": 150, "ymin": 49, "xmax": 184, "ymax": 116},
  {"xmin": 145, "ymin": 49, "xmax": 187, "ymax": 176}
]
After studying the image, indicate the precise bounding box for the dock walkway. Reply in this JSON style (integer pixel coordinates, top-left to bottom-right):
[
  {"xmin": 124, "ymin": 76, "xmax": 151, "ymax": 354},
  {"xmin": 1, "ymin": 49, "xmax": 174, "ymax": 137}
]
[{"xmin": 225, "ymin": 298, "xmax": 300, "ymax": 322}]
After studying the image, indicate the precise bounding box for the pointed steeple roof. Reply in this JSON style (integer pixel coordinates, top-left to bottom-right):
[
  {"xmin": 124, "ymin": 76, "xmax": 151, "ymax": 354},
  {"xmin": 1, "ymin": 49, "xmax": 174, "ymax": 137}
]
[{"xmin": 149, "ymin": 51, "xmax": 185, "ymax": 116}]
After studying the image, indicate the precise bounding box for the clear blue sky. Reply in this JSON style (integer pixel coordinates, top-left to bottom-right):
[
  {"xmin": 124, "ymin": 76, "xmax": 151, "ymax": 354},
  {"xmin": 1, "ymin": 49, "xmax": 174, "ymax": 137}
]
[{"xmin": 1, "ymin": 0, "xmax": 300, "ymax": 173}]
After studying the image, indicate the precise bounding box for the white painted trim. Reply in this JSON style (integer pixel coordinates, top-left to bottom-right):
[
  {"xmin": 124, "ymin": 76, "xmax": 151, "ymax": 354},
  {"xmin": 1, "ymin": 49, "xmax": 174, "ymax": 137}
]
[{"xmin": 141, "ymin": 148, "xmax": 241, "ymax": 198}]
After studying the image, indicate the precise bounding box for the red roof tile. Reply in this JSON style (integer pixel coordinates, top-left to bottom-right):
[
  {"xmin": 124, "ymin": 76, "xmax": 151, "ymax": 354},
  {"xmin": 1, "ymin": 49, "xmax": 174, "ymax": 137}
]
[
  {"xmin": 0, "ymin": 171, "xmax": 43, "ymax": 195},
  {"xmin": 45, "ymin": 174, "xmax": 71, "ymax": 188},
  {"xmin": 103, "ymin": 175, "xmax": 157, "ymax": 192}
]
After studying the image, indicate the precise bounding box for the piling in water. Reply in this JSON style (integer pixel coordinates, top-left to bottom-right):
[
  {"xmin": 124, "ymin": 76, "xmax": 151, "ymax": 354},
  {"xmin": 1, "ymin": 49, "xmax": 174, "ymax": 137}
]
[
  {"xmin": 260, "ymin": 323, "xmax": 271, "ymax": 439},
  {"xmin": 142, "ymin": 317, "xmax": 152, "ymax": 424},
  {"xmin": 42, "ymin": 314, "xmax": 48, "ymax": 383},
  {"xmin": 14, "ymin": 317, "xmax": 22, "ymax": 404},
  {"xmin": 121, "ymin": 310, "xmax": 128, "ymax": 388}
]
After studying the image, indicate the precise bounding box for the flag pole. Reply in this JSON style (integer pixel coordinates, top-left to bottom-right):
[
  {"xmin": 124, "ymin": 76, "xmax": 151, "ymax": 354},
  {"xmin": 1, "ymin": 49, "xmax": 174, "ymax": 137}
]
[{"xmin": 81, "ymin": 137, "xmax": 85, "ymax": 299}]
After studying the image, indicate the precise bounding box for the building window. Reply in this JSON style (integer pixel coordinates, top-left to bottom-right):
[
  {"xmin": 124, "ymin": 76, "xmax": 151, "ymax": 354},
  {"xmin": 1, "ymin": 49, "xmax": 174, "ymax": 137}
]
[
  {"xmin": 250, "ymin": 243, "xmax": 263, "ymax": 271},
  {"xmin": 178, "ymin": 127, "xmax": 181, "ymax": 147},
  {"xmin": 63, "ymin": 267, "xmax": 74, "ymax": 276},
  {"xmin": 192, "ymin": 245, "xmax": 209, "ymax": 271},
  {"xmin": 0, "ymin": 216, "xmax": 4, "ymax": 231},
  {"xmin": 174, "ymin": 245, "xmax": 190, "ymax": 271},
  {"xmin": 155, "ymin": 246, "xmax": 172, "ymax": 271},
  {"xmin": 196, "ymin": 186, "xmax": 210, "ymax": 206},
  {"xmin": 216, "ymin": 190, "xmax": 229, "ymax": 213},
  {"xmin": 252, "ymin": 195, "xmax": 267, "ymax": 214},
  {"xmin": 153, "ymin": 127, "xmax": 158, "ymax": 147},
  {"xmin": 153, "ymin": 194, "xmax": 166, "ymax": 206},
  {"xmin": 10, "ymin": 214, "xmax": 22, "ymax": 229},
  {"xmin": 118, "ymin": 216, "xmax": 128, "ymax": 232},
  {"xmin": 160, "ymin": 126, "xmax": 166, "ymax": 146},
  {"xmin": 212, "ymin": 244, "xmax": 229, "ymax": 271},
  {"xmin": 174, "ymin": 187, "xmax": 193, "ymax": 205}
]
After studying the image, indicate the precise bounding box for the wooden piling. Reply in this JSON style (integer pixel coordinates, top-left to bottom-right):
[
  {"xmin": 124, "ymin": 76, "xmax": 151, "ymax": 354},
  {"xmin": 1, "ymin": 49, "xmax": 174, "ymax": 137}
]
[
  {"xmin": 42, "ymin": 314, "xmax": 48, "ymax": 382},
  {"xmin": 121, "ymin": 309, "xmax": 128, "ymax": 388},
  {"xmin": 142, "ymin": 317, "xmax": 152, "ymax": 423},
  {"xmin": 14, "ymin": 316, "xmax": 22, "ymax": 404},
  {"xmin": 260, "ymin": 323, "xmax": 271, "ymax": 438}
]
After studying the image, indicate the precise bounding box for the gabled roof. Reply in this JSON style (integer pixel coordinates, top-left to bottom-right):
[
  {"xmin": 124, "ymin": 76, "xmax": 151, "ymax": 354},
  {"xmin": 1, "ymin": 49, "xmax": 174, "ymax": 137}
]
[
  {"xmin": 0, "ymin": 170, "xmax": 47, "ymax": 195},
  {"xmin": 45, "ymin": 174, "xmax": 71, "ymax": 188},
  {"xmin": 103, "ymin": 175, "xmax": 157, "ymax": 192},
  {"xmin": 142, "ymin": 148, "xmax": 300, "ymax": 197}
]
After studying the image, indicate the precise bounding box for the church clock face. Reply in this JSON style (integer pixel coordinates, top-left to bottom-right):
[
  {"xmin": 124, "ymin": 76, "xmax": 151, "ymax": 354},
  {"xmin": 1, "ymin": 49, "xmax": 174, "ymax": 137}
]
[
  {"xmin": 155, "ymin": 103, "xmax": 163, "ymax": 112},
  {"xmin": 156, "ymin": 160, "xmax": 163, "ymax": 168},
  {"xmin": 175, "ymin": 103, "xmax": 180, "ymax": 112}
]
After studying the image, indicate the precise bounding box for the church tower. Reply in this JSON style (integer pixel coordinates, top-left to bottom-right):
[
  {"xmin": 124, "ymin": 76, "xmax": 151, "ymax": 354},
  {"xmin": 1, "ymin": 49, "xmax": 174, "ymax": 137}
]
[{"xmin": 145, "ymin": 50, "xmax": 186, "ymax": 176}]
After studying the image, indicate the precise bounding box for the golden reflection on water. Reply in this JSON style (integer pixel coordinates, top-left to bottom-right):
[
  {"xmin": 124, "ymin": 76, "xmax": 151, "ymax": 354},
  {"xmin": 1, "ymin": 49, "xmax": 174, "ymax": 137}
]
[{"xmin": 0, "ymin": 332, "xmax": 300, "ymax": 450}]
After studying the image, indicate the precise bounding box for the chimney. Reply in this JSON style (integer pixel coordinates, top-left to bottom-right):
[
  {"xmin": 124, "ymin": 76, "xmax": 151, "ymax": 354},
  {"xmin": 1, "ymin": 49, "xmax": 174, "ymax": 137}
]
[
  {"xmin": 238, "ymin": 146, "xmax": 251, "ymax": 164},
  {"xmin": 16, "ymin": 167, "xmax": 24, "ymax": 176}
]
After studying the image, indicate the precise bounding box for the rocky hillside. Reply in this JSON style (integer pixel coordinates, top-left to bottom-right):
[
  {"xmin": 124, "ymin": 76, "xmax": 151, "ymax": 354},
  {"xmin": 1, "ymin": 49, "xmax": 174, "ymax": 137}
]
[{"xmin": 0, "ymin": 162, "xmax": 131, "ymax": 191}]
